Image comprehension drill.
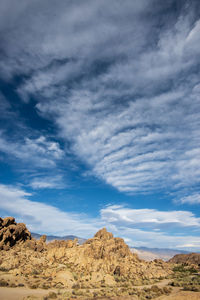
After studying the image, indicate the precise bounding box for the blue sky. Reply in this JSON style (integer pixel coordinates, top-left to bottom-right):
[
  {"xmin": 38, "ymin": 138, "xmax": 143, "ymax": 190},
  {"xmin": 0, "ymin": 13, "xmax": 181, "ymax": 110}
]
[{"xmin": 0, "ymin": 0, "xmax": 200, "ymax": 251}]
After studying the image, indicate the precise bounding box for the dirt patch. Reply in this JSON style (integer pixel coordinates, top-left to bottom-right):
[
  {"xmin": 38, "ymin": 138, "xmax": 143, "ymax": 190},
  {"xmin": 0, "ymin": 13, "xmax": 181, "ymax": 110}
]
[
  {"xmin": 158, "ymin": 290, "xmax": 200, "ymax": 299},
  {"xmin": 0, "ymin": 287, "xmax": 55, "ymax": 300}
]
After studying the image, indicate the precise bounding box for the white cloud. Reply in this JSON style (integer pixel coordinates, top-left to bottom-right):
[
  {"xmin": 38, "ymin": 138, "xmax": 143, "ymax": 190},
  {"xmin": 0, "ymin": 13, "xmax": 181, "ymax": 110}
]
[
  {"xmin": 179, "ymin": 194, "xmax": 200, "ymax": 205},
  {"xmin": 0, "ymin": 184, "xmax": 100, "ymax": 237},
  {"xmin": 100, "ymin": 205, "xmax": 200, "ymax": 229},
  {"xmin": 114, "ymin": 226, "xmax": 200, "ymax": 250},
  {"xmin": 29, "ymin": 175, "xmax": 65, "ymax": 189},
  {"xmin": 36, "ymin": 84, "xmax": 200, "ymax": 194},
  {"xmin": 0, "ymin": 0, "xmax": 200, "ymax": 198},
  {"xmin": 0, "ymin": 0, "xmax": 150, "ymax": 80},
  {"xmin": 100, "ymin": 205, "xmax": 200, "ymax": 250},
  {"xmin": 31, "ymin": 12, "xmax": 200, "ymax": 194},
  {"xmin": 0, "ymin": 133, "xmax": 64, "ymax": 168},
  {"xmin": 1, "ymin": 183, "xmax": 200, "ymax": 250},
  {"xmin": 177, "ymin": 243, "xmax": 200, "ymax": 249}
]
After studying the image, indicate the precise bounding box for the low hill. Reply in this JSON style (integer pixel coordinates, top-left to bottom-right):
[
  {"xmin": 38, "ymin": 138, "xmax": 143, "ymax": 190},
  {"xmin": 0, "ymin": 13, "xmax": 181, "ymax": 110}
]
[{"xmin": 169, "ymin": 253, "xmax": 200, "ymax": 266}]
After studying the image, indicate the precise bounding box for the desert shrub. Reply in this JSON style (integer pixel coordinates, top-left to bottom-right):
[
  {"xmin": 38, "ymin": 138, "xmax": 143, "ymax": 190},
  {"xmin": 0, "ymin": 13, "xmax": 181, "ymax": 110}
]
[
  {"xmin": 128, "ymin": 288, "xmax": 138, "ymax": 296},
  {"xmin": 0, "ymin": 266, "xmax": 9, "ymax": 272},
  {"xmin": 93, "ymin": 292, "xmax": 98, "ymax": 297},
  {"xmin": 190, "ymin": 267, "xmax": 198, "ymax": 273},
  {"xmin": 41, "ymin": 283, "xmax": 50, "ymax": 289},
  {"xmin": 72, "ymin": 272, "xmax": 78, "ymax": 280},
  {"xmin": 169, "ymin": 275, "xmax": 200, "ymax": 292},
  {"xmin": 173, "ymin": 265, "xmax": 185, "ymax": 272},
  {"xmin": 9, "ymin": 283, "xmax": 17, "ymax": 287},
  {"xmin": 72, "ymin": 289, "xmax": 86, "ymax": 296},
  {"xmin": 54, "ymin": 281, "xmax": 64, "ymax": 288},
  {"xmin": 123, "ymin": 283, "xmax": 131, "ymax": 288},
  {"xmin": 150, "ymin": 285, "xmax": 160, "ymax": 292},
  {"xmin": 28, "ymin": 283, "xmax": 38, "ymax": 289},
  {"xmin": 18, "ymin": 283, "xmax": 25, "ymax": 287},
  {"xmin": 45, "ymin": 292, "xmax": 57, "ymax": 299},
  {"xmin": 31, "ymin": 269, "xmax": 40, "ymax": 275},
  {"xmin": 46, "ymin": 277, "xmax": 52, "ymax": 282},
  {"xmin": 139, "ymin": 285, "xmax": 172, "ymax": 299},
  {"xmin": 114, "ymin": 275, "xmax": 120, "ymax": 282},
  {"xmin": 173, "ymin": 265, "xmax": 198, "ymax": 274},
  {"xmin": 0, "ymin": 279, "xmax": 9, "ymax": 286},
  {"xmin": 72, "ymin": 283, "xmax": 80, "ymax": 289},
  {"xmin": 163, "ymin": 286, "xmax": 172, "ymax": 294},
  {"xmin": 183, "ymin": 284, "xmax": 200, "ymax": 292}
]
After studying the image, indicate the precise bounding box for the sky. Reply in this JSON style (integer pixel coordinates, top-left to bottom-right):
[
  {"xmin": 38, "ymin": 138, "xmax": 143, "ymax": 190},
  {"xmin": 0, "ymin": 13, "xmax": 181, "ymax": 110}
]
[{"xmin": 0, "ymin": 0, "xmax": 200, "ymax": 251}]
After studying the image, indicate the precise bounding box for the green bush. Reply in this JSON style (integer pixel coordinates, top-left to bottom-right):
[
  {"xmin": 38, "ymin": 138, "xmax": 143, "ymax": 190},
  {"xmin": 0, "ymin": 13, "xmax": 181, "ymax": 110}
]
[
  {"xmin": 169, "ymin": 275, "xmax": 200, "ymax": 292},
  {"xmin": 173, "ymin": 265, "xmax": 198, "ymax": 274}
]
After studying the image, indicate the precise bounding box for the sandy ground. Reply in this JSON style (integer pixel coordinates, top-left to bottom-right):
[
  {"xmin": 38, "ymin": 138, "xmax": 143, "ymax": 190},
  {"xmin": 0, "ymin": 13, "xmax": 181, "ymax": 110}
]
[
  {"xmin": 1, "ymin": 280, "xmax": 200, "ymax": 300},
  {"xmin": 136, "ymin": 278, "xmax": 171, "ymax": 289},
  {"xmin": 0, "ymin": 287, "xmax": 54, "ymax": 300},
  {"xmin": 158, "ymin": 291, "xmax": 200, "ymax": 300}
]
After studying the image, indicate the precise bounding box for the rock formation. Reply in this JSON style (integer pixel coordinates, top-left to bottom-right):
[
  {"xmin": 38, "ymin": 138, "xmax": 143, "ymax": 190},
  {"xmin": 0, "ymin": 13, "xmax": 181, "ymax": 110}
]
[
  {"xmin": 46, "ymin": 227, "xmax": 171, "ymax": 287},
  {"xmin": 169, "ymin": 253, "xmax": 200, "ymax": 266},
  {"xmin": 0, "ymin": 217, "xmax": 31, "ymax": 250},
  {"xmin": 0, "ymin": 217, "xmax": 172, "ymax": 295}
]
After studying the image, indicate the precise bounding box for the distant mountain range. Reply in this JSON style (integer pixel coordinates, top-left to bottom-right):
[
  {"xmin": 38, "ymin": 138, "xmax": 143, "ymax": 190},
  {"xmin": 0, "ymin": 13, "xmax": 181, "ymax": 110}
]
[
  {"xmin": 31, "ymin": 232, "xmax": 86, "ymax": 245},
  {"xmin": 131, "ymin": 246, "xmax": 189, "ymax": 261}
]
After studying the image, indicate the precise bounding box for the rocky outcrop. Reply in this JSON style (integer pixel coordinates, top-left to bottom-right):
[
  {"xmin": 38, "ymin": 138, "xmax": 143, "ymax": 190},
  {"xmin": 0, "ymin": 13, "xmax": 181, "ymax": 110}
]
[
  {"xmin": 94, "ymin": 227, "xmax": 114, "ymax": 240},
  {"xmin": 0, "ymin": 217, "xmax": 31, "ymax": 250},
  {"xmin": 47, "ymin": 238, "xmax": 78, "ymax": 249},
  {"xmin": 24, "ymin": 235, "xmax": 46, "ymax": 252},
  {"xmin": 46, "ymin": 228, "xmax": 171, "ymax": 286},
  {"xmin": 169, "ymin": 253, "xmax": 200, "ymax": 266},
  {"xmin": 0, "ymin": 217, "xmax": 48, "ymax": 252},
  {"xmin": 0, "ymin": 219, "xmax": 172, "ymax": 292},
  {"xmin": 84, "ymin": 228, "xmax": 132, "ymax": 259}
]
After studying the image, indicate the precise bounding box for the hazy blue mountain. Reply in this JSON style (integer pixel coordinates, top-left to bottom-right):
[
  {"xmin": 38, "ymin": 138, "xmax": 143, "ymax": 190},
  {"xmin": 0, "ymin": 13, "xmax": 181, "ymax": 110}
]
[
  {"xmin": 135, "ymin": 247, "xmax": 189, "ymax": 255},
  {"xmin": 31, "ymin": 232, "xmax": 86, "ymax": 245},
  {"xmin": 131, "ymin": 247, "xmax": 190, "ymax": 261}
]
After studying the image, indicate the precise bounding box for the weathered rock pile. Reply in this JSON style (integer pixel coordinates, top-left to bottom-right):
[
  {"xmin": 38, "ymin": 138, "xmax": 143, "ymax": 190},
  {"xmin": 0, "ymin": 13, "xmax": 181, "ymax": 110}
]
[
  {"xmin": 169, "ymin": 253, "xmax": 200, "ymax": 266},
  {"xmin": 46, "ymin": 227, "xmax": 171, "ymax": 286},
  {"xmin": 0, "ymin": 217, "xmax": 172, "ymax": 292},
  {"xmin": 0, "ymin": 217, "xmax": 31, "ymax": 250},
  {"xmin": 83, "ymin": 227, "xmax": 133, "ymax": 259},
  {"xmin": 2, "ymin": 218, "xmax": 200, "ymax": 299}
]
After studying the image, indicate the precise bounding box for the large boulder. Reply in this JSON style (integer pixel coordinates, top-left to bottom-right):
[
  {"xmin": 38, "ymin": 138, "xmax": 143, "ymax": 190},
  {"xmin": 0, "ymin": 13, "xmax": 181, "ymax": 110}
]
[{"xmin": 0, "ymin": 217, "xmax": 31, "ymax": 250}]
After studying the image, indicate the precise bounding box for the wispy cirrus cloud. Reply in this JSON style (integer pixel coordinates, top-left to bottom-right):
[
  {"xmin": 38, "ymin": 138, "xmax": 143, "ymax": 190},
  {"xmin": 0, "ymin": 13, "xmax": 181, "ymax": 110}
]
[
  {"xmin": 36, "ymin": 84, "xmax": 200, "ymax": 194},
  {"xmin": 29, "ymin": 174, "xmax": 65, "ymax": 190},
  {"xmin": 0, "ymin": 132, "xmax": 66, "ymax": 189},
  {"xmin": 0, "ymin": 0, "xmax": 200, "ymax": 198},
  {"xmin": 0, "ymin": 133, "xmax": 64, "ymax": 168},
  {"xmin": 178, "ymin": 194, "xmax": 200, "ymax": 205}
]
